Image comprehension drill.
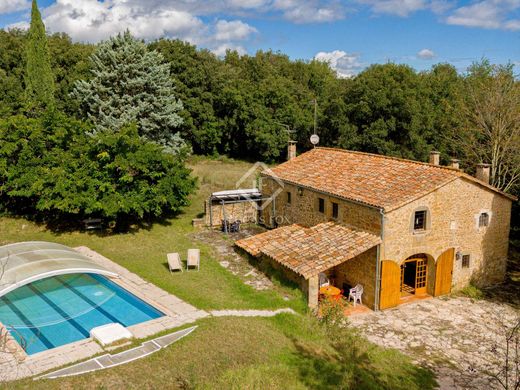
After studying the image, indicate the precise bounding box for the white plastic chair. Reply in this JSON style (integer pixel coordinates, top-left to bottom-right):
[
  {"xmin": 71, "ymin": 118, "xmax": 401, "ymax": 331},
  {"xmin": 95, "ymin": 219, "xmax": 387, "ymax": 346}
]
[
  {"xmin": 187, "ymin": 249, "xmax": 200, "ymax": 271},
  {"xmin": 348, "ymin": 284, "xmax": 363, "ymax": 306},
  {"xmin": 167, "ymin": 253, "xmax": 183, "ymax": 273}
]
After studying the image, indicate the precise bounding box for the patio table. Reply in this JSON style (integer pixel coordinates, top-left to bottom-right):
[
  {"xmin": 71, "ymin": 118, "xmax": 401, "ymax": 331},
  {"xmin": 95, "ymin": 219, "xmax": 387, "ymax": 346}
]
[{"xmin": 319, "ymin": 285, "xmax": 341, "ymax": 297}]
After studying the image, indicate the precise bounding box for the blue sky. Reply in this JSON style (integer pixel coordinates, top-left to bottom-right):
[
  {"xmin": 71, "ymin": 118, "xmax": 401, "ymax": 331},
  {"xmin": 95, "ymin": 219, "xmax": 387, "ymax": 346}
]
[{"xmin": 1, "ymin": 0, "xmax": 519, "ymax": 76}]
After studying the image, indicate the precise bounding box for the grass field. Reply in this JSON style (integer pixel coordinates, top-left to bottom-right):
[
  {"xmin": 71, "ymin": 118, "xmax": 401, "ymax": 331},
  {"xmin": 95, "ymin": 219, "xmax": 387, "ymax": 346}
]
[{"xmin": 2, "ymin": 156, "xmax": 437, "ymax": 389}]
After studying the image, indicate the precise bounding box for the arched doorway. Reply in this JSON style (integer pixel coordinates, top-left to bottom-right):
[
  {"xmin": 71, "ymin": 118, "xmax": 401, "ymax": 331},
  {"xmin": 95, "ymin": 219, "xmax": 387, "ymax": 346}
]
[{"xmin": 400, "ymin": 254, "xmax": 429, "ymax": 297}]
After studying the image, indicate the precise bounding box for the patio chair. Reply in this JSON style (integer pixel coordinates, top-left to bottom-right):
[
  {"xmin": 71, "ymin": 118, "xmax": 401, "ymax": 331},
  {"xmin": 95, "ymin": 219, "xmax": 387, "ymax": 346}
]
[
  {"xmin": 167, "ymin": 253, "xmax": 183, "ymax": 273},
  {"xmin": 348, "ymin": 284, "xmax": 363, "ymax": 306},
  {"xmin": 187, "ymin": 249, "xmax": 200, "ymax": 271},
  {"xmin": 318, "ymin": 272, "xmax": 330, "ymax": 288}
]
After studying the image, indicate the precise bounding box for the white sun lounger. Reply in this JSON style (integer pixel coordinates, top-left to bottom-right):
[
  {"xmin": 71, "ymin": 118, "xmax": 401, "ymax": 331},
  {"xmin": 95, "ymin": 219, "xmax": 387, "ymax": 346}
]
[
  {"xmin": 167, "ymin": 253, "xmax": 183, "ymax": 273},
  {"xmin": 187, "ymin": 249, "xmax": 200, "ymax": 271}
]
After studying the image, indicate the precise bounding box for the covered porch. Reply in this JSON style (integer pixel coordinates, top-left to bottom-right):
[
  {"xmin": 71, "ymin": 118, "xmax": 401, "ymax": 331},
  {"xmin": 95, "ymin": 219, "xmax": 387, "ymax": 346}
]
[{"xmin": 235, "ymin": 222, "xmax": 382, "ymax": 309}]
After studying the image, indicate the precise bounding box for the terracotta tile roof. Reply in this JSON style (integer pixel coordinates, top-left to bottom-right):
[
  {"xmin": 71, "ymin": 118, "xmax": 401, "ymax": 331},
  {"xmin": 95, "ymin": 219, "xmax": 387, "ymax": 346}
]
[
  {"xmin": 235, "ymin": 222, "xmax": 381, "ymax": 279},
  {"xmin": 263, "ymin": 147, "xmax": 515, "ymax": 211}
]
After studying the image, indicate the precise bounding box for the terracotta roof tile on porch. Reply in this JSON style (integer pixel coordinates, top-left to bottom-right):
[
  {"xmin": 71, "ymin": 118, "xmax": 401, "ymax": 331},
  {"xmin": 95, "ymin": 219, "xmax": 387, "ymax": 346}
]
[
  {"xmin": 262, "ymin": 147, "xmax": 515, "ymax": 211},
  {"xmin": 235, "ymin": 222, "xmax": 381, "ymax": 279}
]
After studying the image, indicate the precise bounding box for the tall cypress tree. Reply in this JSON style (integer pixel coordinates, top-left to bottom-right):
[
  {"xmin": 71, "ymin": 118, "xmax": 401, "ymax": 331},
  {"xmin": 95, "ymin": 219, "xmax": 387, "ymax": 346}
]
[{"xmin": 25, "ymin": 0, "xmax": 55, "ymax": 109}]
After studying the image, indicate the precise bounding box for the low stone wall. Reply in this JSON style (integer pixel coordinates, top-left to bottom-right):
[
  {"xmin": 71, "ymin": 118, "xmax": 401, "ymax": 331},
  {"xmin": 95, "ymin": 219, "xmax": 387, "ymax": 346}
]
[{"xmin": 204, "ymin": 200, "xmax": 259, "ymax": 227}]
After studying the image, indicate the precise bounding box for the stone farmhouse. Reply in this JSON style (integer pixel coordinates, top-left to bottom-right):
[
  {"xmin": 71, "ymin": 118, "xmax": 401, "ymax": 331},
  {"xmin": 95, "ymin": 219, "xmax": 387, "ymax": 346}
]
[{"xmin": 236, "ymin": 147, "xmax": 516, "ymax": 310}]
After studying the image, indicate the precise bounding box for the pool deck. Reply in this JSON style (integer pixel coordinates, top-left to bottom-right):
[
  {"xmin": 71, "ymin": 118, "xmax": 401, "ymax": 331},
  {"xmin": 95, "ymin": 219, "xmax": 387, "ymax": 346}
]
[{"xmin": 0, "ymin": 246, "xmax": 209, "ymax": 382}]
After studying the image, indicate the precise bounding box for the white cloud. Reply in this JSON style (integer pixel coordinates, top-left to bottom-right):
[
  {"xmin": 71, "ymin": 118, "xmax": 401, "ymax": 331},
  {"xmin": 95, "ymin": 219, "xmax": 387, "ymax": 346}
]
[
  {"xmin": 273, "ymin": 0, "xmax": 345, "ymax": 23},
  {"xmin": 356, "ymin": 0, "xmax": 453, "ymax": 17},
  {"xmin": 446, "ymin": 0, "xmax": 520, "ymax": 30},
  {"xmin": 314, "ymin": 50, "xmax": 364, "ymax": 77},
  {"xmin": 417, "ymin": 48, "xmax": 435, "ymax": 59},
  {"xmin": 0, "ymin": 0, "xmax": 29, "ymax": 14},
  {"xmin": 214, "ymin": 20, "xmax": 258, "ymax": 42}
]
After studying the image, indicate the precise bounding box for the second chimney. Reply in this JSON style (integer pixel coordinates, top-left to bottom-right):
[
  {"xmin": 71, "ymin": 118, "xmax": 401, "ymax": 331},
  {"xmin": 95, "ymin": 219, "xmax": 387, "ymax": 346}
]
[
  {"xmin": 449, "ymin": 158, "xmax": 460, "ymax": 170},
  {"xmin": 429, "ymin": 151, "xmax": 440, "ymax": 165},
  {"xmin": 287, "ymin": 141, "xmax": 297, "ymax": 161},
  {"xmin": 476, "ymin": 163, "xmax": 491, "ymax": 184}
]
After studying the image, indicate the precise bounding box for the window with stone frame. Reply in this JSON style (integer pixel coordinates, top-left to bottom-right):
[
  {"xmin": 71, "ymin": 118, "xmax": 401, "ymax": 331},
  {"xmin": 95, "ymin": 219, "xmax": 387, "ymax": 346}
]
[
  {"xmin": 318, "ymin": 198, "xmax": 325, "ymax": 213},
  {"xmin": 331, "ymin": 202, "xmax": 339, "ymax": 219},
  {"xmin": 413, "ymin": 210, "xmax": 427, "ymax": 231},
  {"xmin": 462, "ymin": 254, "xmax": 470, "ymax": 268},
  {"xmin": 479, "ymin": 212, "xmax": 489, "ymax": 228},
  {"xmin": 287, "ymin": 191, "xmax": 292, "ymax": 204}
]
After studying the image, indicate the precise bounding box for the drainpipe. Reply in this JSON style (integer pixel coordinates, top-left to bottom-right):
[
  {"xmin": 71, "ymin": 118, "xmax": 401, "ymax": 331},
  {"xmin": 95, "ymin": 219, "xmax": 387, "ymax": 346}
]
[{"xmin": 374, "ymin": 208, "xmax": 385, "ymax": 311}]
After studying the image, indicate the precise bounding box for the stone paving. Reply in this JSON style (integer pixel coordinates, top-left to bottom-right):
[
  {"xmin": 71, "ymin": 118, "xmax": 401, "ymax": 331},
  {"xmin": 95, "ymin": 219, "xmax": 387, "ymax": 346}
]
[
  {"xmin": 348, "ymin": 296, "xmax": 520, "ymax": 389},
  {"xmin": 210, "ymin": 308, "xmax": 296, "ymax": 317},
  {"xmin": 192, "ymin": 226, "xmax": 275, "ymax": 291}
]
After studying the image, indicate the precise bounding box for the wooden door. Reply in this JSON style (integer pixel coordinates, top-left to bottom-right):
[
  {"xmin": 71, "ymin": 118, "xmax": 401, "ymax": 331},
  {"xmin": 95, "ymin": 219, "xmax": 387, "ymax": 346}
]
[
  {"xmin": 435, "ymin": 248, "xmax": 454, "ymax": 296},
  {"xmin": 414, "ymin": 258, "xmax": 428, "ymax": 295},
  {"xmin": 380, "ymin": 260, "xmax": 401, "ymax": 309}
]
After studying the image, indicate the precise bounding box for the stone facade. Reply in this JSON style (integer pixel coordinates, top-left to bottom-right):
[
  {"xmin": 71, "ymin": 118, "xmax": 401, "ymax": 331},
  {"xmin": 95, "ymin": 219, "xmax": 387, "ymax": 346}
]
[
  {"xmin": 383, "ymin": 177, "xmax": 512, "ymax": 289},
  {"xmin": 205, "ymin": 199, "xmax": 259, "ymax": 227},
  {"xmin": 260, "ymin": 173, "xmax": 513, "ymax": 307},
  {"xmin": 261, "ymin": 177, "xmax": 382, "ymax": 234},
  {"xmin": 331, "ymin": 247, "xmax": 378, "ymax": 309}
]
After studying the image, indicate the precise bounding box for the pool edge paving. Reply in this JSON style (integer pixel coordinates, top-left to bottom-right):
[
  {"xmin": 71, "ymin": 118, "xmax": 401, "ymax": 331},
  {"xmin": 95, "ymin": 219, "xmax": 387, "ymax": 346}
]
[{"xmin": 0, "ymin": 246, "xmax": 209, "ymax": 382}]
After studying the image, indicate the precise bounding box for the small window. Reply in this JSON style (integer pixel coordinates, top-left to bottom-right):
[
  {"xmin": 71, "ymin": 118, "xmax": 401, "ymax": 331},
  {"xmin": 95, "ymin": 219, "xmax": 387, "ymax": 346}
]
[
  {"xmin": 318, "ymin": 198, "xmax": 325, "ymax": 213},
  {"xmin": 287, "ymin": 191, "xmax": 292, "ymax": 204},
  {"xmin": 479, "ymin": 213, "xmax": 489, "ymax": 228},
  {"xmin": 462, "ymin": 254, "xmax": 470, "ymax": 268},
  {"xmin": 332, "ymin": 202, "xmax": 339, "ymax": 219},
  {"xmin": 414, "ymin": 210, "xmax": 427, "ymax": 231}
]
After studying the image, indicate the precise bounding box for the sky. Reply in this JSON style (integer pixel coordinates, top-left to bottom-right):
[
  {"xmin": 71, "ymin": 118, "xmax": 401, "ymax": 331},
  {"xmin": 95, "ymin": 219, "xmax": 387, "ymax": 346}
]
[{"xmin": 0, "ymin": 0, "xmax": 519, "ymax": 77}]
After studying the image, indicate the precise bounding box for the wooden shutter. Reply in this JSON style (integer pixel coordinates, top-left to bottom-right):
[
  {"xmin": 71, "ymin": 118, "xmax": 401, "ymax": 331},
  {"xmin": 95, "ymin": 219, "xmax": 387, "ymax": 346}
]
[
  {"xmin": 380, "ymin": 260, "xmax": 401, "ymax": 309},
  {"xmin": 435, "ymin": 248, "xmax": 454, "ymax": 296}
]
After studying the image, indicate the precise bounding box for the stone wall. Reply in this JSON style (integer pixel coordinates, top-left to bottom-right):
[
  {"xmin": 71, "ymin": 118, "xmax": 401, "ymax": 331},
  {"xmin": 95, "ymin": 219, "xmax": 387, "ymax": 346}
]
[
  {"xmin": 205, "ymin": 200, "xmax": 259, "ymax": 227},
  {"xmin": 383, "ymin": 177, "xmax": 513, "ymax": 289},
  {"xmin": 332, "ymin": 246, "xmax": 378, "ymax": 309},
  {"xmin": 261, "ymin": 177, "xmax": 381, "ymax": 234}
]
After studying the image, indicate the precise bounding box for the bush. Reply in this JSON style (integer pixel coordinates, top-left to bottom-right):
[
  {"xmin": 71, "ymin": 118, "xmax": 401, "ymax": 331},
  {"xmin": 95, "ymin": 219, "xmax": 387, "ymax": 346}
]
[{"xmin": 0, "ymin": 111, "xmax": 195, "ymax": 226}]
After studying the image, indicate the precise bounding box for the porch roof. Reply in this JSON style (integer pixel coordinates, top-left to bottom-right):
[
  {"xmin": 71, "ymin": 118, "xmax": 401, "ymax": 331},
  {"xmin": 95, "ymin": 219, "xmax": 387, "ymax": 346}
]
[{"xmin": 235, "ymin": 222, "xmax": 381, "ymax": 279}]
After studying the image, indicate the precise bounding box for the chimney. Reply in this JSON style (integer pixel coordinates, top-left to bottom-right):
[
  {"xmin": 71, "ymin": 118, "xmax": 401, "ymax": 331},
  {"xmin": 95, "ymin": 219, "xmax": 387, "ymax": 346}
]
[
  {"xmin": 449, "ymin": 158, "xmax": 460, "ymax": 170},
  {"xmin": 287, "ymin": 140, "xmax": 297, "ymax": 161},
  {"xmin": 476, "ymin": 163, "xmax": 491, "ymax": 184},
  {"xmin": 429, "ymin": 151, "xmax": 440, "ymax": 165}
]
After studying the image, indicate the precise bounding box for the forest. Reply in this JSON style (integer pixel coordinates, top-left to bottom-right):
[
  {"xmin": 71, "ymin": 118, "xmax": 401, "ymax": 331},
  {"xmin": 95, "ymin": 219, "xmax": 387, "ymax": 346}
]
[{"xmin": 0, "ymin": 14, "xmax": 518, "ymax": 232}]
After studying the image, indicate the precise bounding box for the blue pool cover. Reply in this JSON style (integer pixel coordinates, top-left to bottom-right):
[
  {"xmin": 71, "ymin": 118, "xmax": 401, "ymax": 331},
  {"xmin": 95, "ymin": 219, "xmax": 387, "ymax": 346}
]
[{"xmin": 0, "ymin": 274, "xmax": 164, "ymax": 355}]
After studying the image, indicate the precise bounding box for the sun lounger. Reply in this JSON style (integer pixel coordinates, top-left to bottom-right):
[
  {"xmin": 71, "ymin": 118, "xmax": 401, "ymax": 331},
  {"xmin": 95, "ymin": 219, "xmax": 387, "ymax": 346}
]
[{"xmin": 167, "ymin": 253, "xmax": 183, "ymax": 273}]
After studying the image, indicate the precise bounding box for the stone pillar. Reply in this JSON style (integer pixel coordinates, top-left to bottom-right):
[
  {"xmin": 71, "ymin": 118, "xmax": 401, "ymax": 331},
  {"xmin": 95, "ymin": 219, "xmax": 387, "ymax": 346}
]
[
  {"xmin": 429, "ymin": 151, "xmax": 440, "ymax": 165},
  {"xmin": 449, "ymin": 158, "xmax": 460, "ymax": 169},
  {"xmin": 287, "ymin": 141, "xmax": 297, "ymax": 161},
  {"xmin": 476, "ymin": 163, "xmax": 491, "ymax": 184},
  {"xmin": 307, "ymin": 275, "xmax": 319, "ymax": 308}
]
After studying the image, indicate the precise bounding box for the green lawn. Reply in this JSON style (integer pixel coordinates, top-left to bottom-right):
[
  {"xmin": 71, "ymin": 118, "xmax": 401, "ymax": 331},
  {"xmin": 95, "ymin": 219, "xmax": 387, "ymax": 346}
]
[
  {"xmin": 11, "ymin": 315, "xmax": 436, "ymax": 390},
  {"xmin": 1, "ymin": 156, "xmax": 437, "ymax": 389}
]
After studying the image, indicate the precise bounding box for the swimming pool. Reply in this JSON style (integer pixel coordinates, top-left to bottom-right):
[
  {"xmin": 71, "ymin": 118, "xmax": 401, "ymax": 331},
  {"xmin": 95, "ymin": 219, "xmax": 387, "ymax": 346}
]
[{"xmin": 0, "ymin": 274, "xmax": 164, "ymax": 355}]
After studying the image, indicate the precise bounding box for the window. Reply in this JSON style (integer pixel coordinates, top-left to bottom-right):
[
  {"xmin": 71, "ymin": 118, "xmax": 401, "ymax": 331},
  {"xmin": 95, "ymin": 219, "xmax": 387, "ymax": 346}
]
[
  {"xmin": 318, "ymin": 198, "xmax": 325, "ymax": 213},
  {"xmin": 287, "ymin": 191, "xmax": 292, "ymax": 204},
  {"xmin": 332, "ymin": 202, "xmax": 339, "ymax": 219},
  {"xmin": 414, "ymin": 210, "xmax": 427, "ymax": 231},
  {"xmin": 479, "ymin": 212, "xmax": 489, "ymax": 228},
  {"xmin": 462, "ymin": 254, "xmax": 470, "ymax": 268}
]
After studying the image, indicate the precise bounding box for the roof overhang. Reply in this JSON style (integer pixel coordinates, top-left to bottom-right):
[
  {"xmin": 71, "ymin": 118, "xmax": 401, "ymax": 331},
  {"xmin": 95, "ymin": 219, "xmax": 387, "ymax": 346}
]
[
  {"xmin": 0, "ymin": 241, "xmax": 118, "ymax": 298},
  {"xmin": 236, "ymin": 222, "xmax": 381, "ymax": 279}
]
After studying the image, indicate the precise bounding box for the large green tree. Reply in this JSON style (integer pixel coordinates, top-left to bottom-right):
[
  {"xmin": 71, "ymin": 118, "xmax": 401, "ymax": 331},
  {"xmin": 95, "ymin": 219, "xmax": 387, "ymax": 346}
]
[
  {"xmin": 24, "ymin": 0, "xmax": 55, "ymax": 110},
  {"xmin": 72, "ymin": 31, "xmax": 184, "ymax": 151},
  {"xmin": 0, "ymin": 112, "xmax": 195, "ymax": 225}
]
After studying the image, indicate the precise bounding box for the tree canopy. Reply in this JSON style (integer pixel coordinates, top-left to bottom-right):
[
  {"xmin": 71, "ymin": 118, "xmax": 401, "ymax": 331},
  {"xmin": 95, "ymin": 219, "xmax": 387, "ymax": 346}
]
[
  {"xmin": 72, "ymin": 31, "xmax": 184, "ymax": 151},
  {"xmin": 24, "ymin": 0, "xmax": 55, "ymax": 110}
]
